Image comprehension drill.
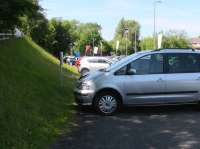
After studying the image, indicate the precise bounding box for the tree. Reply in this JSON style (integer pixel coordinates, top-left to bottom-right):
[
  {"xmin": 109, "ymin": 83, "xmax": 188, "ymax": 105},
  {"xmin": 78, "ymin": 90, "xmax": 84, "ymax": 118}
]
[
  {"xmin": 139, "ymin": 37, "xmax": 154, "ymax": 50},
  {"xmin": 162, "ymin": 30, "xmax": 190, "ymax": 48},
  {"xmin": 101, "ymin": 40, "xmax": 113, "ymax": 55},
  {"xmin": 75, "ymin": 23, "xmax": 102, "ymax": 54},
  {"xmin": 27, "ymin": 12, "xmax": 49, "ymax": 48},
  {"xmin": 112, "ymin": 18, "xmax": 140, "ymax": 55},
  {"xmin": 0, "ymin": 0, "xmax": 41, "ymax": 32},
  {"xmin": 139, "ymin": 31, "xmax": 190, "ymax": 50},
  {"xmin": 47, "ymin": 18, "xmax": 76, "ymax": 57}
]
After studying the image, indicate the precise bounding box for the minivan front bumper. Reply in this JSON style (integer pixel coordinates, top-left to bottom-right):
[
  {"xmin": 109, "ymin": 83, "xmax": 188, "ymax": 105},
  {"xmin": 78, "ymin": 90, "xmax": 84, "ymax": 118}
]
[{"xmin": 74, "ymin": 89, "xmax": 95, "ymax": 106}]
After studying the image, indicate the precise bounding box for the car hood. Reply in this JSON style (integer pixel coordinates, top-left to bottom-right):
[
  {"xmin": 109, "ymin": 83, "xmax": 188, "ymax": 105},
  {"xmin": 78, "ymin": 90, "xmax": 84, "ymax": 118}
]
[{"xmin": 79, "ymin": 70, "xmax": 105, "ymax": 82}]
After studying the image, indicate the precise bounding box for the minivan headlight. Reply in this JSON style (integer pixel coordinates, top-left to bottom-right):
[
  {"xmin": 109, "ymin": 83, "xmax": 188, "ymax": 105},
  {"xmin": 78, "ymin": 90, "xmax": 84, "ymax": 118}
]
[{"xmin": 77, "ymin": 81, "xmax": 92, "ymax": 90}]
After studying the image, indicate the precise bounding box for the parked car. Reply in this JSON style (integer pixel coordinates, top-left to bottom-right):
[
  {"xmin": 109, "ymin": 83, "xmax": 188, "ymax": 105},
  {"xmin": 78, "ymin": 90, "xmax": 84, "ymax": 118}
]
[
  {"xmin": 74, "ymin": 48, "xmax": 200, "ymax": 115},
  {"xmin": 108, "ymin": 55, "xmax": 126, "ymax": 63},
  {"xmin": 64, "ymin": 56, "xmax": 77, "ymax": 65},
  {"xmin": 78, "ymin": 56, "xmax": 112, "ymax": 75}
]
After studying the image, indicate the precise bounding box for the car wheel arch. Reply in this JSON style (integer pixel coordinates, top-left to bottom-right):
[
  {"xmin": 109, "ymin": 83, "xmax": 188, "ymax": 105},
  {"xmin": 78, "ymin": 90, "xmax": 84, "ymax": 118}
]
[
  {"xmin": 81, "ymin": 68, "xmax": 89, "ymax": 73},
  {"xmin": 93, "ymin": 88, "xmax": 123, "ymax": 106}
]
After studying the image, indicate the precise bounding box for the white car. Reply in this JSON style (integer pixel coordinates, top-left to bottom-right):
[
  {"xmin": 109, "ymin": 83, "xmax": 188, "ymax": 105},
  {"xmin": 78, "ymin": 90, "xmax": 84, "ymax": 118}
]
[{"xmin": 78, "ymin": 57, "xmax": 112, "ymax": 75}]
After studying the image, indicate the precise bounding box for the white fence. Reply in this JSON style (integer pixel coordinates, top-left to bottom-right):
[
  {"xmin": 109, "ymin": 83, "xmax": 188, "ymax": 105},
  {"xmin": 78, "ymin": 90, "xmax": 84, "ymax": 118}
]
[
  {"xmin": 0, "ymin": 29, "xmax": 23, "ymax": 41},
  {"xmin": 0, "ymin": 33, "xmax": 14, "ymax": 40}
]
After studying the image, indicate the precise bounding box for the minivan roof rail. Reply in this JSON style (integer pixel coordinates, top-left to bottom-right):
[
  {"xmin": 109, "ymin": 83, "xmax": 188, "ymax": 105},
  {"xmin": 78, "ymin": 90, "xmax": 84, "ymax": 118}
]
[{"xmin": 153, "ymin": 48, "xmax": 196, "ymax": 52}]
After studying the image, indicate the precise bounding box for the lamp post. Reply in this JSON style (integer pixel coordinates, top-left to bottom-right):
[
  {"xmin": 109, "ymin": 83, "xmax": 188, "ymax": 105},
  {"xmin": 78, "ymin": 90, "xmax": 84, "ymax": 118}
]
[
  {"xmin": 100, "ymin": 41, "xmax": 103, "ymax": 56},
  {"xmin": 124, "ymin": 28, "xmax": 129, "ymax": 56},
  {"xmin": 153, "ymin": 0, "xmax": 162, "ymax": 49},
  {"xmin": 134, "ymin": 31, "xmax": 137, "ymax": 53}
]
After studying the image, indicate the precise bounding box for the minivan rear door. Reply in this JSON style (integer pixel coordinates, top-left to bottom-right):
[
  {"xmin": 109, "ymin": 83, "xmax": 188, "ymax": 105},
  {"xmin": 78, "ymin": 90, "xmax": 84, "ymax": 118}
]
[{"xmin": 164, "ymin": 53, "xmax": 200, "ymax": 103}]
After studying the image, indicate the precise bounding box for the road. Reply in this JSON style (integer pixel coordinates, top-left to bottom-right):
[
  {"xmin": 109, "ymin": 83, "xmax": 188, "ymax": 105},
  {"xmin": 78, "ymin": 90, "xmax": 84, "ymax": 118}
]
[{"xmin": 51, "ymin": 105, "xmax": 200, "ymax": 149}]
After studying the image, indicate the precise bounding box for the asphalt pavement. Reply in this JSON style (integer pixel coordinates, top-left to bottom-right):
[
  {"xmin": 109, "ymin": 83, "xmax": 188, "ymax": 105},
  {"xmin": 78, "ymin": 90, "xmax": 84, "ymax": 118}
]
[{"xmin": 50, "ymin": 105, "xmax": 200, "ymax": 149}]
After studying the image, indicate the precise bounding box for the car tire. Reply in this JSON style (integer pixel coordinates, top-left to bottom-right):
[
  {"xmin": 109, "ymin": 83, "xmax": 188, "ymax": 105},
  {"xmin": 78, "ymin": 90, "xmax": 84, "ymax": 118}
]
[
  {"xmin": 81, "ymin": 68, "xmax": 89, "ymax": 75},
  {"xmin": 94, "ymin": 91, "xmax": 121, "ymax": 116}
]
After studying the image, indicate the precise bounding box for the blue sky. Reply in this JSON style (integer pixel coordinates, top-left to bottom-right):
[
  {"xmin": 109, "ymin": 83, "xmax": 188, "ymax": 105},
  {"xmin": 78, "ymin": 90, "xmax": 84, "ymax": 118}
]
[{"xmin": 40, "ymin": 0, "xmax": 200, "ymax": 40}]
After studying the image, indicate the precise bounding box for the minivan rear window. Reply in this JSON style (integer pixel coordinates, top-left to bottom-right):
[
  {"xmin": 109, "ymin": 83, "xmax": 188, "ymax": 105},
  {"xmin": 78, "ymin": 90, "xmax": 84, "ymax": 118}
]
[{"xmin": 166, "ymin": 53, "xmax": 200, "ymax": 73}]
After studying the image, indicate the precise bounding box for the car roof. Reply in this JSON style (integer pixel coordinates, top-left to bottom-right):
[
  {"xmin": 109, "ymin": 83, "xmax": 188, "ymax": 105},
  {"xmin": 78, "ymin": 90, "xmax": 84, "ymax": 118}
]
[
  {"xmin": 81, "ymin": 56, "xmax": 109, "ymax": 60},
  {"xmin": 129, "ymin": 49, "xmax": 200, "ymax": 57},
  {"xmin": 151, "ymin": 48, "xmax": 200, "ymax": 54},
  {"xmin": 83, "ymin": 56, "xmax": 108, "ymax": 58}
]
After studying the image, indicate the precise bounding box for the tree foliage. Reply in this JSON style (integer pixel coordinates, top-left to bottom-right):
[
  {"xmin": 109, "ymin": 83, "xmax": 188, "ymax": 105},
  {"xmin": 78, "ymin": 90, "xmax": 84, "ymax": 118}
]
[
  {"xmin": 139, "ymin": 31, "xmax": 190, "ymax": 51},
  {"xmin": 44, "ymin": 18, "xmax": 77, "ymax": 56},
  {"xmin": 0, "ymin": 0, "xmax": 41, "ymax": 32},
  {"xmin": 101, "ymin": 40, "xmax": 113, "ymax": 55},
  {"xmin": 27, "ymin": 18, "xmax": 103, "ymax": 57},
  {"xmin": 28, "ymin": 12, "xmax": 49, "ymax": 47},
  {"xmin": 74, "ymin": 23, "xmax": 102, "ymax": 53},
  {"xmin": 139, "ymin": 37, "xmax": 154, "ymax": 50},
  {"xmin": 112, "ymin": 18, "xmax": 140, "ymax": 54},
  {"xmin": 162, "ymin": 30, "xmax": 190, "ymax": 48}
]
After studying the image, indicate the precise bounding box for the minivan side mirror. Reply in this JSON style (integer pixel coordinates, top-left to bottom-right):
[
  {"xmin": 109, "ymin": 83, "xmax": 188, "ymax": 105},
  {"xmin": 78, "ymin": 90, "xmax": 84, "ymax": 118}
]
[{"xmin": 127, "ymin": 68, "xmax": 137, "ymax": 75}]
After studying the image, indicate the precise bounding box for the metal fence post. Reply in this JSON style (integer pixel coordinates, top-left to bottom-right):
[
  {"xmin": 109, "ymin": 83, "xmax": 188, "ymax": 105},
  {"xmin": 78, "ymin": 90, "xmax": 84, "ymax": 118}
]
[{"xmin": 60, "ymin": 51, "xmax": 64, "ymax": 87}]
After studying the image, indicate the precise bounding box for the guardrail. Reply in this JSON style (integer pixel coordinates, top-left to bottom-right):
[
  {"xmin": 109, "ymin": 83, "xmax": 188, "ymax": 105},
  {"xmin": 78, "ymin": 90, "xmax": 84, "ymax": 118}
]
[{"xmin": 0, "ymin": 33, "xmax": 14, "ymax": 41}]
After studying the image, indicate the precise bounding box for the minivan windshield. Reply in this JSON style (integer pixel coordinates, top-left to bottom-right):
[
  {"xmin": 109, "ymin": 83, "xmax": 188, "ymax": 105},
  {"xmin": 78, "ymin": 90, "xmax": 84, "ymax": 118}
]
[{"xmin": 105, "ymin": 53, "xmax": 140, "ymax": 72}]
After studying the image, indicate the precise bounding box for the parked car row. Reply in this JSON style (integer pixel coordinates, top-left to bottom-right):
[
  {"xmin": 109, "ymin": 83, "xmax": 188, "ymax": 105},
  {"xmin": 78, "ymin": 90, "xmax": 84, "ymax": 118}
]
[
  {"xmin": 64, "ymin": 55, "xmax": 122, "ymax": 75},
  {"xmin": 63, "ymin": 56, "xmax": 78, "ymax": 65},
  {"xmin": 74, "ymin": 48, "xmax": 200, "ymax": 115},
  {"xmin": 78, "ymin": 56, "xmax": 114, "ymax": 75}
]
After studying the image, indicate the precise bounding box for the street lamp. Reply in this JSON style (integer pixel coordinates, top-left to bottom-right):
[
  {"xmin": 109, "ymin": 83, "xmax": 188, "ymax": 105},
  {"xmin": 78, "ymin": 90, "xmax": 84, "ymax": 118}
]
[
  {"xmin": 153, "ymin": 0, "xmax": 162, "ymax": 49},
  {"xmin": 124, "ymin": 28, "xmax": 129, "ymax": 56}
]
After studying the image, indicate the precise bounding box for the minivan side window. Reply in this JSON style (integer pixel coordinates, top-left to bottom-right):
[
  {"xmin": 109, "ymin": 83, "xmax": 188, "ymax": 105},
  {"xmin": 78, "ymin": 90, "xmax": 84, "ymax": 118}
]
[
  {"xmin": 167, "ymin": 53, "xmax": 200, "ymax": 73},
  {"xmin": 129, "ymin": 54, "xmax": 163, "ymax": 75},
  {"xmin": 115, "ymin": 54, "xmax": 163, "ymax": 75},
  {"xmin": 115, "ymin": 65, "xmax": 127, "ymax": 75}
]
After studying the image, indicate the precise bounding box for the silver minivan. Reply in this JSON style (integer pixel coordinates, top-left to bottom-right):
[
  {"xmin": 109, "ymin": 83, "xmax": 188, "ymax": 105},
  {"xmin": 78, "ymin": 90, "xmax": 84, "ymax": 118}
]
[{"xmin": 74, "ymin": 49, "xmax": 200, "ymax": 115}]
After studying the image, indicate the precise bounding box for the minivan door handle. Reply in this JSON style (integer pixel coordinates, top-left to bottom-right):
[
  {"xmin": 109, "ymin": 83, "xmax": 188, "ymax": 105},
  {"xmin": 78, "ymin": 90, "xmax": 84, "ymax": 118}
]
[{"xmin": 157, "ymin": 78, "xmax": 164, "ymax": 82}]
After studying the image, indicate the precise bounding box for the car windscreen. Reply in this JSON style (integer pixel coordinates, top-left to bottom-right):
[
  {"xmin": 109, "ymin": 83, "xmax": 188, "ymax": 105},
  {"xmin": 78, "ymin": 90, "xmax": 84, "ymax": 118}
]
[{"xmin": 105, "ymin": 53, "xmax": 140, "ymax": 72}]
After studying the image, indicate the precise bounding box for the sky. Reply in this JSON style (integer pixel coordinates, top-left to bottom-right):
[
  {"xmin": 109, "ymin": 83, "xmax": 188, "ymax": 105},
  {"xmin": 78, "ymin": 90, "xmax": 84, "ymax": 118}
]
[{"xmin": 40, "ymin": 0, "xmax": 200, "ymax": 40}]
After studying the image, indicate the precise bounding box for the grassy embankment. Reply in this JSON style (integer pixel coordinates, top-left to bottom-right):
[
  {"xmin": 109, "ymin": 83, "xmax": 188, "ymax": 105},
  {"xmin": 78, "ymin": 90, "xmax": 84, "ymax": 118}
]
[{"xmin": 0, "ymin": 37, "xmax": 78, "ymax": 149}]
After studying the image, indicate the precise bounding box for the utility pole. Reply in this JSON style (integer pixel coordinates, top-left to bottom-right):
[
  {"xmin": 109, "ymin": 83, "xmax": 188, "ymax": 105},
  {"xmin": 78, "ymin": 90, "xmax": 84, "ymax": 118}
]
[
  {"xmin": 100, "ymin": 41, "xmax": 103, "ymax": 56},
  {"xmin": 126, "ymin": 35, "xmax": 128, "ymax": 56},
  {"xmin": 124, "ymin": 28, "xmax": 129, "ymax": 56},
  {"xmin": 59, "ymin": 51, "xmax": 64, "ymax": 87},
  {"xmin": 134, "ymin": 31, "xmax": 137, "ymax": 53},
  {"xmin": 153, "ymin": 0, "xmax": 162, "ymax": 49}
]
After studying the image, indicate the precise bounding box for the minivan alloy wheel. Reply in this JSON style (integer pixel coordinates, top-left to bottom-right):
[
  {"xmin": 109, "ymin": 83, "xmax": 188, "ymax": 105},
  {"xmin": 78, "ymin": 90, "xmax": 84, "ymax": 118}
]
[
  {"xmin": 94, "ymin": 91, "xmax": 121, "ymax": 115},
  {"xmin": 98, "ymin": 95, "xmax": 117, "ymax": 114}
]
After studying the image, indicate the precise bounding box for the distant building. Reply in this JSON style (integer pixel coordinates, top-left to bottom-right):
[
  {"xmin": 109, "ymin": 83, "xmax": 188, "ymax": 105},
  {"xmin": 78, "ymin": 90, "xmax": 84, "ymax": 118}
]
[{"xmin": 190, "ymin": 38, "xmax": 200, "ymax": 50}]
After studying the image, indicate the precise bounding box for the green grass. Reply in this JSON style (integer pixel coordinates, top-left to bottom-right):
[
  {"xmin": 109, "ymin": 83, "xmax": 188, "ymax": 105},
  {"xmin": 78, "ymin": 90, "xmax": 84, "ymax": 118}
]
[{"xmin": 0, "ymin": 37, "xmax": 78, "ymax": 149}]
